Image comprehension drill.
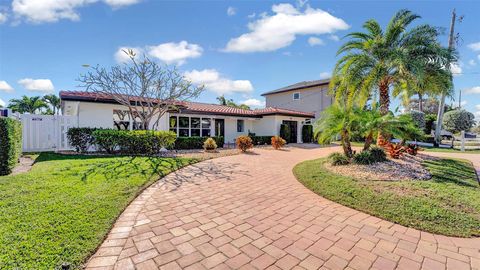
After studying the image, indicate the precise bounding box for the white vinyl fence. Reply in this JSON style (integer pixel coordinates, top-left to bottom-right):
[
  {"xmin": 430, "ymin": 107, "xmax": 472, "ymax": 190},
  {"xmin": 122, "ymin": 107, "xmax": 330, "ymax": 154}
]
[{"xmin": 18, "ymin": 114, "xmax": 78, "ymax": 152}]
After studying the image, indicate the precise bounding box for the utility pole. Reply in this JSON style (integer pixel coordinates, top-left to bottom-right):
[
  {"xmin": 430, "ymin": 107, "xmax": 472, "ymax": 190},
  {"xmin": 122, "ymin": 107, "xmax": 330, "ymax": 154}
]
[
  {"xmin": 434, "ymin": 9, "xmax": 456, "ymax": 146},
  {"xmin": 458, "ymin": 89, "xmax": 462, "ymax": 108}
]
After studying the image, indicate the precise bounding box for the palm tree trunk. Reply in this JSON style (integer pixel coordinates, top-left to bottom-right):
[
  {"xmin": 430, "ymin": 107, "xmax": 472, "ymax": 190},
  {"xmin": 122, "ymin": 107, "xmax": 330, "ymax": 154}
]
[
  {"xmin": 379, "ymin": 81, "xmax": 390, "ymax": 116},
  {"xmin": 363, "ymin": 133, "xmax": 373, "ymax": 151},
  {"xmin": 341, "ymin": 129, "xmax": 353, "ymax": 158},
  {"xmin": 418, "ymin": 93, "xmax": 423, "ymax": 112}
]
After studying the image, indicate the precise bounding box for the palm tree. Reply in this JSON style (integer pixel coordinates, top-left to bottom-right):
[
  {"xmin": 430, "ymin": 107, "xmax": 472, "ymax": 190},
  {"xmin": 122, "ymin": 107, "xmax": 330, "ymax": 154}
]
[
  {"xmin": 8, "ymin": 96, "xmax": 48, "ymax": 114},
  {"xmin": 43, "ymin": 94, "xmax": 61, "ymax": 115},
  {"xmin": 216, "ymin": 95, "xmax": 251, "ymax": 110},
  {"xmin": 314, "ymin": 102, "xmax": 358, "ymax": 158},
  {"xmin": 331, "ymin": 9, "xmax": 453, "ymax": 115}
]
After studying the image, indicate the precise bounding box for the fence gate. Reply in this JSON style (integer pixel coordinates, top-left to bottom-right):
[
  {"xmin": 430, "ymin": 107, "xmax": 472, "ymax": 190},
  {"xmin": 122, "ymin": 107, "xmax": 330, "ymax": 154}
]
[{"xmin": 20, "ymin": 114, "xmax": 78, "ymax": 152}]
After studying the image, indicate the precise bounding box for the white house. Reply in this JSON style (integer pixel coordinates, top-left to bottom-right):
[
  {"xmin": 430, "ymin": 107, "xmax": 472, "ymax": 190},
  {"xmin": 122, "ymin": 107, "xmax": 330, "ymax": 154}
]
[{"xmin": 60, "ymin": 91, "xmax": 315, "ymax": 144}]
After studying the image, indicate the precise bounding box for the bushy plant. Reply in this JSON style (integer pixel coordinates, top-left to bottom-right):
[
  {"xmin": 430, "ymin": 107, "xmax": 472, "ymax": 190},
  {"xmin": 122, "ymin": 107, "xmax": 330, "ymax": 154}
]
[
  {"xmin": 203, "ymin": 138, "xmax": 217, "ymax": 151},
  {"xmin": 302, "ymin": 125, "xmax": 313, "ymax": 143},
  {"xmin": 271, "ymin": 136, "xmax": 286, "ymax": 150},
  {"xmin": 0, "ymin": 118, "xmax": 22, "ymax": 176},
  {"xmin": 369, "ymin": 146, "xmax": 387, "ymax": 162},
  {"xmin": 92, "ymin": 129, "xmax": 122, "ymax": 153},
  {"xmin": 175, "ymin": 136, "xmax": 224, "ymax": 150},
  {"xmin": 405, "ymin": 110, "xmax": 426, "ymax": 131},
  {"xmin": 424, "ymin": 114, "xmax": 436, "ymax": 134},
  {"xmin": 328, "ymin": 152, "xmax": 350, "ymax": 166},
  {"xmin": 250, "ymin": 136, "xmax": 272, "ymax": 145},
  {"xmin": 280, "ymin": 124, "xmax": 291, "ymax": 143},
  {"xmin": 353, "ymin": 151, "xmax": 375, "ymax": 165},
  {"xmin": 67, "ymin": 127, "xmax": 96, "ymax": 153},
  {"xmin": 387, "ymin": 143, "xmax": 404, "ymax": 159},
  {"xmin": 443, "ymin": 110, "xmax": 475, "ymax": 133},
  {"xmin": 236, "ymin": 135, "xmax": 253, "ymax": 152}
]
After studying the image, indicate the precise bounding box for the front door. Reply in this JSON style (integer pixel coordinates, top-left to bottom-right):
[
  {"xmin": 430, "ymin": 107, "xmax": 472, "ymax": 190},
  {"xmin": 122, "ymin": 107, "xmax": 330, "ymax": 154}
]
[
  {"xmin": 282, "ymin": 120, "xmax": 298, "ymax": 143},
  {"xmin": 215, "ymin": 119, "xmax": 225, "ymax": 138}
]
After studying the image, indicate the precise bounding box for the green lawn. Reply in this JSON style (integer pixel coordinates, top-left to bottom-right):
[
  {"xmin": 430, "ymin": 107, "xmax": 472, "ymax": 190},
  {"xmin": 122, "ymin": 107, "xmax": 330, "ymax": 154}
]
[
  {"xmin": 0, "ymin": 153, "xmax": 196, "ymax": 269},
  {"xmin": 422, "ymin": 147, "xmax": 480, "ymax": 154},
  {"xmin": 294, "ymin": 157, "xmax": 480, "ymax": 237}
]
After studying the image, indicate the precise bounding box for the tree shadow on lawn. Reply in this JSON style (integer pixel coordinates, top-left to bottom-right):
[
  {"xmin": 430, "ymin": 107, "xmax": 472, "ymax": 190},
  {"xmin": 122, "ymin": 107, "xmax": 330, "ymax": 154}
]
[{"xmin": 425, "ymin": 159, "xmax": 480, "ymax": 188}]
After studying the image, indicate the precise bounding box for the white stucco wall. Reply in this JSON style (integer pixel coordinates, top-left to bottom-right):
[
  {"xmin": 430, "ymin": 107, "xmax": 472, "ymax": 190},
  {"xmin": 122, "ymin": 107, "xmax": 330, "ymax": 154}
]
[
  {"xmin": 252, "ymin": 116, "xmax": 276, "ymax": 137},
  {"xmin": 224, "ymin": 118, "xmax": 254, "ymax": 144}
]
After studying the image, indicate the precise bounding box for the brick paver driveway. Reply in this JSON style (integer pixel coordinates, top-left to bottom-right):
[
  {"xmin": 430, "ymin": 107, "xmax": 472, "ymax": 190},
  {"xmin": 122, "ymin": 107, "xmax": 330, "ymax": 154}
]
[{"xmin": 86, "ymin": 146, "xmax": 480, "ymax": 270}]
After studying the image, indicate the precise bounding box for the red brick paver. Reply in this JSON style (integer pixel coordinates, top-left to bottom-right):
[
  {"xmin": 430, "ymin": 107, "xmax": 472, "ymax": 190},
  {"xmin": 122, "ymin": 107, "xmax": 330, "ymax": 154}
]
[{"xmin": 85, "ymin": 146, "xmax": 480, "ymax": 269}]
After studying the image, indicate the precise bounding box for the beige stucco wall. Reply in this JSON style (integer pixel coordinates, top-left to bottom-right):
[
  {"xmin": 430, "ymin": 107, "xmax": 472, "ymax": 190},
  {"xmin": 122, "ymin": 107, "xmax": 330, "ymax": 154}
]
[{"xmin": 264, "ymin": 85, "xmax": 332, "ymax": 119}]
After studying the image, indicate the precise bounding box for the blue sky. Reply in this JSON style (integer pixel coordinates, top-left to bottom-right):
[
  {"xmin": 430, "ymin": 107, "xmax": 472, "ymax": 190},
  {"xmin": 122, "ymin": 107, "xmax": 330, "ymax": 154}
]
[{"xmin": 0, "ymin": 0, "xmax": 480, "ymax": 118}]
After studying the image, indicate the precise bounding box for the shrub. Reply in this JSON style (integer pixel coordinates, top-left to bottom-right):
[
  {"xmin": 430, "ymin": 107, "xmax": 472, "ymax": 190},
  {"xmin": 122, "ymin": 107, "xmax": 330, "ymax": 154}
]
[
  {"xmin": 175, "ymin": 136, "xmax": 224, "ymax": 150},
  {"xmin": 443, "ymin": 110, "xmax": 475, "ymax": 133},
  {"xmin": 250, "ymin": 136, "xmax": 272, "ymax": 145},
  {"xmin": 302, "ymin": 125, "xmax": 314, "ymax": 143},
  {"xmin": 353, "ymin": 151, "xmax": 375, "ymax": 165},
  {"xmin": 280, "ymin": 124, "xmax": 291, "ymax": 143},
  {"xmin": 271, "ymin": 136, "xmax": 286, "ymax": 150},
  {"xmin": 328, "ymin": 152, "xmax": 350, "ymax": 166},
  {"xmin": 0, "ymin": 118, "xmax": 22, "ymax": 176},
  {"xmin": 92, "ymin": 129, "xmax": 122, "ymax": 154},
  {"xmin": 424, "ymin": 114, "xmax": 436, "ymax": 134},
  {"xmin": 369, "ymin": 146, "xmax": 387, "ymax": 162},
  {"xmin": 387, "ymin": 143, "xmax": 404, "ymax": 159},
  {"xmin": 405, "ymin": 110, "xmax": 426, "ymax": 131},
  {"xmin": 203, "ymin": 138, "xmax": 217, "ymax": 151},
  {"xmin": 67, "ymin": 127, "xmax": 96, "ymax": 153},
  {"xmin": 236, "ymin": 135, "xmax": 253, "ymax": 152}
]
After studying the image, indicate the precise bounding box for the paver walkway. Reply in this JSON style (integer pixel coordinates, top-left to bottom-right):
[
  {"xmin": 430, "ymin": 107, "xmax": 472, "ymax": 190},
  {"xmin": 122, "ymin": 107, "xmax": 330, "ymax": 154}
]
[{"xmin": 86, "ymin": 146, "xmax": 480, "ymax": 270}]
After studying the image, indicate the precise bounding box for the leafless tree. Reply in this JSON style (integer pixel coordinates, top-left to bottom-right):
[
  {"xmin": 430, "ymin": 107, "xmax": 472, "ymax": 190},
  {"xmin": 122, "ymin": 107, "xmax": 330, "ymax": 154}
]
[{"xmin": 78, "ymin": 49, "xmax": 203, "ymax": 130}]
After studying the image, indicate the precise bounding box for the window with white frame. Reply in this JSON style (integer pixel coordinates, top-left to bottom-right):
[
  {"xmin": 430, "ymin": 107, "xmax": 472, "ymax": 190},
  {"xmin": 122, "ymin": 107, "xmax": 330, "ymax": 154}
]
[
  {"xmin": 293, "ymin": 92, "xmax": 300, "ymax": 100},
  {"xmin": 237, "ymin": 119, "xmax": 244, "ymax": 132}
]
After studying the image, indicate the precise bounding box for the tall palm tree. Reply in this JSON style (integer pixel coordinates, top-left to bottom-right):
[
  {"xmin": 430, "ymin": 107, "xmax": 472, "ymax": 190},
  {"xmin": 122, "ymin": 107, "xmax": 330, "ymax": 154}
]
[
  {"xmin": 8, "ymin": 96, "xmax": 48, "ymax": 114},
  {"xmin": 331, "ymin": 9, "xmax": 453, "ymax": 115},
  {"xmin": 43, "ymin": 94, "xmax": 61, "ymax": 115},
  {"xmin": 314, "ymin": 102, "xmax": 359, "ymax": 158}
]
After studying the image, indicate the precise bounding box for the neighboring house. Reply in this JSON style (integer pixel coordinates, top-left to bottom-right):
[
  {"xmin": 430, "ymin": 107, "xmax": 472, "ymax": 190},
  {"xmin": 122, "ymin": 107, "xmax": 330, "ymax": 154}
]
[
  {"xmin": 262, "ymin": 79, "xmax": 332, "ymax": 119},
  {"xmin": 60, "ymin": 91, "xmax": 314, "ymax": 144}
]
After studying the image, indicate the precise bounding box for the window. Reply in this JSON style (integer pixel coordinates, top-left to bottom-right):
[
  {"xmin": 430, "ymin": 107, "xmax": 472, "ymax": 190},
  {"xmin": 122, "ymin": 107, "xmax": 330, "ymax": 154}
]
[
  {"xmin": 179, "ymin": 117, "xmax": 190, "ymax": 137},
  {"xmin": 191, "ymin": 117, "xmax": 200, "ymax": 136},
  {"xmin": 169, "ymin": 116, "xmax": 177, "ymax": 133},
  {"xmin": 237, "ymin": 119, "xmax": 244, "ymax": 132},
  {"xmin": 293, "ymin": 92, "xmax": 300, "ymax": 100},
  {"xmin": 202, "ymin": 118, "xmax": 211, "ymax": 137}
]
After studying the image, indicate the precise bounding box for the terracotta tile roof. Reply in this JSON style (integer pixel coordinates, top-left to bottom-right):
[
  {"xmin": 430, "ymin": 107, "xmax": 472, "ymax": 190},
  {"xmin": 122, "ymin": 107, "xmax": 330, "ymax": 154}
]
[
  {"xmin": 261, "ymin": 79, "xmax": 330, "ymax": 96},
  {"xmin": 60, "ymin": 91, "xmax": 314, "ymax": 118}
]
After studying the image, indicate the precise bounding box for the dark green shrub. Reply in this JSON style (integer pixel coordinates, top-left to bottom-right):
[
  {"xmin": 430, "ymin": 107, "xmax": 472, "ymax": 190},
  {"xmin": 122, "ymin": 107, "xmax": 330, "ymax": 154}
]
[
  {"xmin": 280, "ymin": 124, "xmax": 291, "ymax": 143},
  {"xmin": 369, "ymin": 146, "xmax": 387, "ymax": 162},
  {"xmin": 425, "ymin": 114, "xmax": 436, "ymax": 134},
  {"xmin": 0, "ymin": 118, "xmax": 22, "ymax": 176},
  {"xmin": 92, "ymin": 129, "xmax": 122, "ymax": 153},
  {"xmin": 302, "ymin": 125, "xmax": 313, "ymax": 143},
  {"xmin": 119, "ymin": 130, "xmax": 177, "ymax": 155},
  {"xmin": 353, "ymin": 151, "xmax": 375, "ymax": 165},
  {"xmin": 328, "ymin": 152, "xmax": 350, "ymax": 166},
  {"xmin": 250, "ymin": 136, "xmax": 272, "ymax": 145},
  {"xmin": 67, "ymin": 127, "xmax": 96, "ymax": 153},
  {"xmin": 174, "ymin": 136, "xmax": 224, "ymax": 150}
]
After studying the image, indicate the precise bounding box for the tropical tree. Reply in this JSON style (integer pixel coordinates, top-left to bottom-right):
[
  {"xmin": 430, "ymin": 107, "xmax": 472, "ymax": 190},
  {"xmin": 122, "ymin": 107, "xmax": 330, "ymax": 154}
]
[
  {"xmin": 8, "ymin": 96, "xmax": 48, "ymax": 114},
  {"xmin": 216, "ymin": 95, "xmax": 250, "ymax": 110},
  {"xmin": 43, "ymin": 94, "xmax": 61, "ymax": 115},
  {"xmin": 314, "ymin": 102, "xmax": 358, "ymax": 158},
  {"xmin": 331, "ymin": 9, "xmax": 453, "ymax": 116}
]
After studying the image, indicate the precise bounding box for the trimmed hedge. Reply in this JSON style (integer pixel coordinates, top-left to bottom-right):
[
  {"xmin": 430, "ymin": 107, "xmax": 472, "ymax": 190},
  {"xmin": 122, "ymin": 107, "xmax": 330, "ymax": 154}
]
[
  {"xmin": 250, "ymin": 136, "xmax": 272, "ymax": 145},
  {"xmin": 280, "ymin": 124, "xmax": 291, "ymax": 143},
  {"xmin": 67, "ymin": 127, "xmax": 96, "ymax": 153},
  {"xmin": 302, "ymin": 125, "xmax": 313, "ymax": 143},
  {"xmin": 92, "ymin": 130, "xmax": 176, "ymax": 155},
  {"xmin": 0, "ymin": 118, "xmax": 22, "ymax": 176},
  {"xmin": 174, "ymin": 136, "xmax": 224, "ymax": 150}
]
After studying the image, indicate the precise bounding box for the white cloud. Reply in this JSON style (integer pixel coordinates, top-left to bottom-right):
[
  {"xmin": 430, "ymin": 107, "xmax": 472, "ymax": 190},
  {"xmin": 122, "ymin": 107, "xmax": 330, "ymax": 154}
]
[
  {"xmin": 450, "ymin": 62, "xmax": 462, "ymax": 76},
  {"xmin": 247, "ymin": 13, "xmax": 256, "ymax": 19},
  {"xmin": 242, "ymin": 98, "xmax": 265, "ymax": 108},
  {"xmin": 0, "ymin": 12, "xmax": 7, "ymax": 24},
  {"xmin": 476, "ymin": 104, "xmax": 480, "ymax": 110},
  {"xmin": 468, "ymin": 42, "xmax": 480, "ymax": 51},
  {"xmin": 11, "ymin": 0, "xmax": 140, "ymax": 23},
  {"xmin": 465, "ymin": 86, "xmax": 480, "ymax": 94},
  {"xmin": 184, "ymin": 69, "xmax": 253, "ymax": 95},
  {"xmin": 0, "ymin": 98, "xmax": 5, "ymax": 107},
  {"xmin": 227, "ymin": 6, "xmax": 236, "ymax": 16},
  {"xmin": 114, "ymin": 47, "xmax": 143, "ymax": 63},
  {"xmin": 18, "ymin": 78, "xmax": 54, "ymax": 92},
  {"xmin": 224, "ymin": 3, "xmax": 349, "ymax": 53},
  {"xmin": 147, "ymin": 41, "xmax": 202, "ymax": 65},
  {"xmin": 308, "ymin": 37, "xmax": 324, "ymax": 46},
  {"xmin": 319, "ymin": 72, "xmax": 331, "ymax": 79},
  {"xmin": 0, "ymin": 81, "xmax": 14, "ymax": 92},
  {"xmin": 328, "ymin": 34, "xmax": 340, "ymax": 41},
  {"xmin": 469, "ymin": 59, "xmax": 477, "ymax": 66},
  {"xmin": 460, "ymin": 100, "xmax": 467, "ymax": 107}
]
